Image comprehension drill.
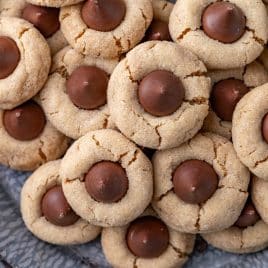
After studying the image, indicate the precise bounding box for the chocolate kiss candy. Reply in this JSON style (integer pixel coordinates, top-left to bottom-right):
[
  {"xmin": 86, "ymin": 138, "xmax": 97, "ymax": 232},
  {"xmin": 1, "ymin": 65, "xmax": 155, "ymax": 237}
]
[
  {"xmin": 235, "ymin": 200, "xmax": 260, "ymax": 228},
  {"xmin": 126, "ymin": 216, "xmax": 169, "ymax": 258},
  {"xmin": 211, "ymin": 79, "xmax": 249, "ymax": 122},
  {"xmin": 3, "ymin": 101, "xmax": 46, "ymax": 141},
  {"xmin": 81, "ymin": 0, "xmax": 126, "ymax": 32},
  {"xmin": 172, "ymin": 159, "xmax": 219, "ymax": 204},
  {"xmin": 138, "ymin": 70, "xmax": 185, "ymax": 117},
  {"xmin": 85, "ymin": 161, "xmax": 129, "ymax": 203},
  {"xmin": 41, "ymin": 186, "xmax": 79, "ymax": 226},
  {"xmin": 202, "ymin": 2, "xmax": 246, "ymax": 43},
  {"xmin": 0, "ymin": 36, "xmax": 20, "ymax": 79},
  {"xmin": 22, "ymin": 4, "xmax": 60, "ymax": 38}
]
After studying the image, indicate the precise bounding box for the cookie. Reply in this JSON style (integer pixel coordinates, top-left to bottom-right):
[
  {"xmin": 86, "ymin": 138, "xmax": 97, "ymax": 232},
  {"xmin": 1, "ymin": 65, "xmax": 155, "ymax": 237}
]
[
  {"xmin": 0, "ymin": 0, "xmax": 26, "ymax": 17},
  {"xmin": 22, "ymin": 3, "xmax": 68, "ymax": 55},
  {"xmin": 259, "ymin": 47, "xmax": 268, "ymax": 71},
  {"xmin": 21, "ymin": 160, "xmax": 101, "ymax": 245},
  {"xmin": 102, "ymin": 208, "xmax": 195, "ymax": 268},
  {"xmin": 169, "ymin": 0, "xmax": 268, "ymax": 69},
  {"xmin": 258, "ymin": 3, "xmax": 268, "ymax": 68},
  {"xmin": 108, "ymin": 41, "xmax": 210, "ymax": 150},
  {"xmin": 40, "ymin": 47, "xmax": 117, "ymax": 140},
  {"xmin": 203, "ymin": 61, "xmax": 268, "ymax": 139},
  {"xmin": 1, "ymin": 2, "xmax": 68, "ymax": 55},
  {"xmin": 0, "ymin": 17, "xmax": 51, "ymax": 109},
  {"xmin": 60, "ymin": 129, "xmax": 153, "ymax": 227},
  {"xmin": 232, "ymin": 83, "xmax": 268, "ymax": 180},
  {"xmin": 152, "ymin": 132, "xmax": 250, "ymax": 234},
  {"xmin": 0, "ymin": 101, "xmax": 70, "ymax": 171},
  {"xmin": 252, "ymin": 176, "xmax": 268, "ymax": 224},
  {"xmin": 143, "ymin": 0, "xmax": 173, "ymax": 41},
  {"xmin": 26, "ymin": 0, "xmax": 83, "ymax": 7},
  {"xmin": 60, "ymin": 0, "xmax": 153, "ymax": 58},
  {"xmin": 152, "ymin": 0, "xmax": 173, "ymax": 23},
  {"xmin": 202, "ymin": 199, "xmax": 268, "ymax": 253}
]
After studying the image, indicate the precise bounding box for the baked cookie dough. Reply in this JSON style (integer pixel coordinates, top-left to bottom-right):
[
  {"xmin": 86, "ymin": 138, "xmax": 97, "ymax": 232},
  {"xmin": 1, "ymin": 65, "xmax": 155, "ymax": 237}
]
[
  {"xmin": 152, "ymin": 0, "xmax": 173, "ymax": 22},
  {"xmin": 108, "ymin": 41, "xmax": 210, "ymax": 150},
  {"xmin": 40, "ymin": 47, "xmax": 117, "ymax": 140},
  {"xmin": 152, "ymin": 132, "xmax": 250, "ymax": 234},
  {"xmin": 232, "ymin": 83, "xmax": 268, "ymax": 180},
  {"xmin": 60, "ymin": 0, "xmax": 153, "ymax": 58},
  {"xmin": 0, "ymin": 0, "xmax": 26, "ymax": 17},
  {"xmin": 169, "ymin": 0, "xmax": 268, "ymax": 69},
  {"xmin": 26, "ymin": 0, "xmax": 83, "ymax": 7},
  {"xmin": 0, "ymin": 2, "xmax": 67, "ymax": 55},
  {"xmin": 203, "ymin": 61, "xmax": 268, "ymax": 139},
  {"xmin": 143, "ymin": 0, "xmax": 173, "ymax": 41},
  {"xmin": 60, "ymin": 129, "xmax": 153, "ymax": 227},
  {"xmin": 202, "ymin": 199, "xmax": 268, "ymax": 253},
  {"xmin": 21, "ymin": 160, "xmax": 101, "ymax": 245},
  {"xmin": 258, "ymin": 3, "xmax": 268, "ymax": 66},
  {"xmin": 102, "ymin": 208, "xmax": 195, "ymax": 268},
  {"xmin": 22, "ymin": 3, "xmax": 67, "ymax": 55},
  {"xmin": 0, "ymin": 101, "xmax": 69, "ymax": 171},
  {"xmin": 252, "ymin": 176, "xmax": 268, "ymax": 224},
  {"xmin": 0, "ymin": 17, "xmax": 51, "ymax": 109},
  {"xmin": 259, "ymin": 47, "xmax": 268, "ymax": 71}
]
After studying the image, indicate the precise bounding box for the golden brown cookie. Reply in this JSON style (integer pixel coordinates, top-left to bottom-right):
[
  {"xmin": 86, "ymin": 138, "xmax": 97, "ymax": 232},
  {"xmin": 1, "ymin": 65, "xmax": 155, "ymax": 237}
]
[
  {"xmin": 202, "ymin": 198, "xmax": 268, "ymax": 253},
  {"xmin": 0, "ymin": 101, "xmax": 69, "ymax": 171},
  {"xmin": 60, "ymin": 129, "xmax": 153, "ymax": 227},
  {"xmin": 108, "ymin": 41, "xmax": 210, "ymax": 150},
  {"xmin": 152, "ymin": 133, "xmax": 250, "ymax": 234},
  {"xmin": 0, "ymin": 17, "xmax": 51, "ymax": 109},
  {"xmin": 102, "ymin": 208, "xmax": 195, "ymax": 268},
  {"xmin": 21, "ymin": 160, "xmax": 101, "ymax": 245},
  {"xmin": 169, "ymin": 0, "xmax": 268, "ymax": 69},
  {"xmin": 40, "ymin": 47, "xmax": 118, "ymax": 139},
  {"xmin": 60, "ymin": 0, "xmax": 153, "ymax": 58},
  {"xmin": 252, "ymin": 176, "xmax": 268, "ymax": 224},
  {"xmin": 232, "ymin": 83, "xmax": 268, "ymax": 180},
  {"xmin": 203, "ymin": 61, "xmax": 268, "ymax": 139}
]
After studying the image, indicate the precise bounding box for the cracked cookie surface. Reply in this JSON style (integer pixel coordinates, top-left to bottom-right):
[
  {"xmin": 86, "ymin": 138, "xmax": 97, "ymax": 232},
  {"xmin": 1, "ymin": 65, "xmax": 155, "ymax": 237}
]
[
  {"xmin": 60, "ymin": 129, "xmax": 153, "ymax": 227},
  {"xmin": 108, "ymin": 41, "xmax": 210, "ymax": 150},
  {"xmin": 169, "ymin": 0, "xmax": 268, "ymax": 69},
  {"xmin": 21, "ymin": 160, "xmax": 101, "ymax": 245},
  {"xmin": 252, "ymin": 176, "xmax": 268, "ymax": 224},
  {"xmin": 259, "ymin": 47, "xmax": 268, "ymax": 72},
  {"xmin": 232, "ymin": 83, "xmax": 268, "ymax": 180},
  {"xmin": 203, "ymin": 61, "xmax": 268, "ymax": 139},
  {"xmin": 0, "ymin": 17, "xmax": 51, "ymax": 109},
  {"xmin": 101, "ymin": 208, "xmax": 195, "ymax": 268},
  {"xmin": 202, "ymin": 217, "xmax": 268, "ymax": 253},
  {"xmin": 60, "ymin": 0, "xmax": 153, "ymax": 58},
  {"xmin": 40, "ymin": 47, "xmax": 118, "ymax": 140},
  {"xmin": 0, "ymin": 106, "xmax": 70, "ymax": 171},
  {"xmin": 152, "ymin": 132, "xmax": 250, "ymax": 234},
  {"xmin": 0, "ymin": 1, "xmax": 68, "ymax": 55}
]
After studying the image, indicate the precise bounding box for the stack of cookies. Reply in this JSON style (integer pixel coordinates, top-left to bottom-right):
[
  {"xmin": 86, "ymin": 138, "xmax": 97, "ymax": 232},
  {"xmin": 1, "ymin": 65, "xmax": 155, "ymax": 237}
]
[{"xmin": 1, "ymin": 0, "xmax": 268, "ymax": 267}]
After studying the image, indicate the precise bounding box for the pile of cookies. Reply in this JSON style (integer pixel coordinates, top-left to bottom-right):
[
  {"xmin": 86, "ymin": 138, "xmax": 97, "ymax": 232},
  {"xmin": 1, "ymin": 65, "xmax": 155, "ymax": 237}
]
[{"xmin": 1, "ymin": 0, "xmax": 268, "ymax": 267}]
